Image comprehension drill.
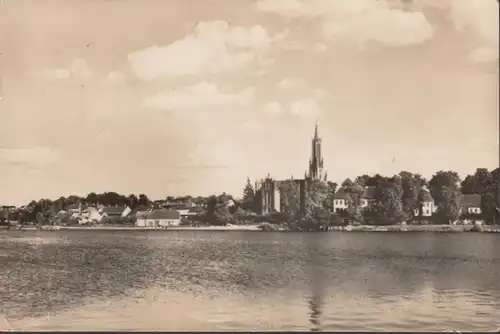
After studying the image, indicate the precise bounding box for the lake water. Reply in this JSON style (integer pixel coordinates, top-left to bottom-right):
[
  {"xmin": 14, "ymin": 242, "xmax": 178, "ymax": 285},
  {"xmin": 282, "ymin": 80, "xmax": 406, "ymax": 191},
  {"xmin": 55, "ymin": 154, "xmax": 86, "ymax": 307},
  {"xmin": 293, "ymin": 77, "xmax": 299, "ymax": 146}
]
[{"xmin": 0, "ymin": 230, "xmax": 499, "ymax": 331}]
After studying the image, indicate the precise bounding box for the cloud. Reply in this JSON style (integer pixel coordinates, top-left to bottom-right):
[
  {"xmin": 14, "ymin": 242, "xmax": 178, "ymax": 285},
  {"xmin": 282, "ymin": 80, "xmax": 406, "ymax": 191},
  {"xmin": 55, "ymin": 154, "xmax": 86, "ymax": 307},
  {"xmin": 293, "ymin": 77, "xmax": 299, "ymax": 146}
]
[
  {"xmin": 277, "ymin": 78, "xmax": 303, "ymax": 90},
  {"xmin": 143, "ymin": 81, "xmax": 255, "ymax": 112},
  {"xmin": 256, "ymin": 0, "xmax": 435, "ymax": 47},
  {"xmin": 289, "ymin": 98, "xmax": 322, "ymax": 118},
  {"xmin": 1, "ymin": 146, "xmax": 60, "ymax": 167},
  {"xmin": 105, "ymin": 71, "xmax": 126, "ymax": 84},
  {"xmin": 262, "ymin": 101, "xmax": 285, "ymax": 117},
  {"xmin": 34, "ymin": 58, "xmax": 92, "ymax": 80},
  {"xmin": 128, "ymin": 21, "xmax": 276, "ymax": 80}
]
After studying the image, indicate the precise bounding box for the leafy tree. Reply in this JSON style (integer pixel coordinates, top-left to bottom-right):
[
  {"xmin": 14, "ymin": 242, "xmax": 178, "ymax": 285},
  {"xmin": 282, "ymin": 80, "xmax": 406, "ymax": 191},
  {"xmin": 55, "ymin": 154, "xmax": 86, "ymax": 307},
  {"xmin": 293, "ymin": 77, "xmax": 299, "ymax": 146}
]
[
  {"xmin": 323, "ymin": 181, "xmax": 338, "ymax": 212},
  {"xmin": 127, "ymin": 194, "xmax": 139, "ymax": 209},
  {"xmin": 461, "ymin": 168, "xmax": 493, "ymax": 195},
  {"xmin": 399, "ymin": 171, "xmax": 425, "ymax": 219},
  {"xmin": 204, "ymin": 194, "xmax": 233, "ymax": 225},
  {"xmin": 341, "ymin": 179, "xmax": 365, "ymax": 224},
  {"xmin": 429, "ymin": 170, "xmax": 461, "ymax": 206},
  {"xmin": 279, "ymin": 179, "xmax": 300, "ymax": 217},
  {"xmin": 434, "ymin": 186, "xmax": 461, "ymax": 224},
  {"xmin": 371, "ymin": 178, "xmax": 405, "ymax": 225},
  {"xmin": 138, "ymin": 194, "xmax": 150, "ymax": 207}
]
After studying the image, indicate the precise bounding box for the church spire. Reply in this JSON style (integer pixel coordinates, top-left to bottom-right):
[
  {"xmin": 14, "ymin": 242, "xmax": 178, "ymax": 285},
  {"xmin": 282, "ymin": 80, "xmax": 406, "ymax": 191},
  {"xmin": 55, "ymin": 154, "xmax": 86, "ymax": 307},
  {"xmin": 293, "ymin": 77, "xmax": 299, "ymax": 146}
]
[
  {"xmin": 314, "ymin": 120, "xmax": 319, "ymax": 139},
  {"xmin": 307, "ymin": 121, "xmax": 325, "ymax": 181}
]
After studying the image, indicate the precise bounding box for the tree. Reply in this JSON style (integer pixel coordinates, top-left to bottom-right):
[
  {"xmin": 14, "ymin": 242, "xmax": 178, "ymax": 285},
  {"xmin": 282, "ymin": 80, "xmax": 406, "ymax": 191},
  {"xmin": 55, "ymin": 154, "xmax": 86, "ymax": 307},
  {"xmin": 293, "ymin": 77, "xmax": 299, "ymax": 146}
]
[
  {"xmin": 371, "ymin": 178, "xmax": 405, "ymax": 225},
  {"xmin": 461, "ymin": 168, "xmax": 493, "ymax": 195},
  {"xmin": 204, "ymin": 194, "xmax": 234, "ymax": 225},
  {"xmin": 399, "ymin": 171, "xmax": 425, "ymax": 220},
  {"xmin": 127, "ymin": 194, "xmax": 139, "ymax": 209},
  {"xmin": 138, "ymin": 194, "xmax": 150, "ymax": 207},
  {"xmin": 323, "ymin": 181, "xmax": 338, "ymax": 212},
  {"xmin": 429, "ymin": 170, "xmax": 461, "ymax": 206},
  {"xmin": 279, "ymin": 179, "xmax": 301, "ymax": 218},
  {"xmin": 435, "ymin": 186, "xmax": 461, "ymax": 224},
  {"xmin": 341, "ymin": 179, "xmax": 364, "ymax": 224},
  {"xmin": 241, "ymin": 177, "xmax": 255, "ymax": 211}
]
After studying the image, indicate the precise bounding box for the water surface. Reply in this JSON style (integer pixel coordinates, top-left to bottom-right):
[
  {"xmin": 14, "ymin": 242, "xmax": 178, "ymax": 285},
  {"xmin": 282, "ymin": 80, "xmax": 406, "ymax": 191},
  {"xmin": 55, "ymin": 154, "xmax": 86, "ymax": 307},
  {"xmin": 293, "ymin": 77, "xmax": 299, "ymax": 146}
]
[{"xmin": 1, "ymin": 230, "xmax": 499, "ymax": 331}]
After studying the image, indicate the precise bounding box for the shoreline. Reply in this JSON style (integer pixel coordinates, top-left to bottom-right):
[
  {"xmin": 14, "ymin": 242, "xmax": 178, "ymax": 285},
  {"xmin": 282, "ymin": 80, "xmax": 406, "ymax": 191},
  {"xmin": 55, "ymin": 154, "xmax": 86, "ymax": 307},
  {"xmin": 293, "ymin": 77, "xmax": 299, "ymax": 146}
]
[{"xmin": 2, "ymin": 224, "xmax": 499, "ymax": 233}]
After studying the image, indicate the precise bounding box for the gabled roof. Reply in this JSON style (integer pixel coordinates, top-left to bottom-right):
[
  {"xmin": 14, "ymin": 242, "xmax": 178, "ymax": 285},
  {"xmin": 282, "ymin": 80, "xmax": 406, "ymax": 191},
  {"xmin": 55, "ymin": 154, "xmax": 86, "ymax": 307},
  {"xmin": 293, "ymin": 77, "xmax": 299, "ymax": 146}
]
[
  {"xmin": 188, "ymin": 207, "xmax": 205, "ymax": 214},
  {"xmin": 101, "ymin": 206, "xmax": 128, "ymax": 215},
  {"xmin": 333, "ymin": 188, "xmax": 349, "ymax": 200},
  {"xmin": 460, "ymin": 194, "xmax": 481, "ymax": 207},
  {"xmin": 419, "ymin": 188, "xmax": 434, "ymax": 202},
  {"xmin": 145, "ymin": 209, "xmax": 180, "ymax": 220}
]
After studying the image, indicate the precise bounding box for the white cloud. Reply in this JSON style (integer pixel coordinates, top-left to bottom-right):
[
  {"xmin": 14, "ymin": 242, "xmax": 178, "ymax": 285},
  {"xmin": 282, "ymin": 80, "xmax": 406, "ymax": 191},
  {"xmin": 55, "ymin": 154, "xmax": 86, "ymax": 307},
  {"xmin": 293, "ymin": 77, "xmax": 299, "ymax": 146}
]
[
  {"xmin": 1, "ymin": 146, "xmax": 60, "ymax": 167},
  {"xmin": 34, "ymin": 58, "xmax": 92, "ymax": 80},
  {"xmin": 106, "ymin": 71, "xmax": 126, "ymax": 84},
  {"xmin": 143, "ymin": 82, "xmax": 255, "ymax": 112},
  {"xmin": 277, "ymin": 78, "xmax": 303, "ymax": 90},
  {"xmin": 262, "ymin": 101, "xmax": 285, "ymax": 117},
  {"xmin": 289, "ymin": 98, "xmax": 322, "ymax": 118},
  {"xmin": 257, "ymin": 0, "xmax": 435, "ymax": 47},
  {"xmin": 128, "ymin": 21, "xmax": 277, "ymax": 80}
]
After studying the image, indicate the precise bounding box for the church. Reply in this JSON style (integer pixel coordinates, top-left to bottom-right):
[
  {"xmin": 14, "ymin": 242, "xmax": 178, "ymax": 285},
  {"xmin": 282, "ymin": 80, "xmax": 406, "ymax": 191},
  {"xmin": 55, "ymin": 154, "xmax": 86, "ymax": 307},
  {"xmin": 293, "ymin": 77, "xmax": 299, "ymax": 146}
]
[{"xmin": 254, "ymin": 122, "xmax": 327, "ymax": 215}]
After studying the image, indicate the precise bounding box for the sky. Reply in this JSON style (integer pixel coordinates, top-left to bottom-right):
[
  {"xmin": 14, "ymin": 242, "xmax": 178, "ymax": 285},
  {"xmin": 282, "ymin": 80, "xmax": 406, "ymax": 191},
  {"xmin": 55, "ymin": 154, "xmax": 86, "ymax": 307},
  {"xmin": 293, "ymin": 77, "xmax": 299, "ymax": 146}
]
[{"xmin": 0, "ymin": 0, "xmax": 498, "ymax": 205}]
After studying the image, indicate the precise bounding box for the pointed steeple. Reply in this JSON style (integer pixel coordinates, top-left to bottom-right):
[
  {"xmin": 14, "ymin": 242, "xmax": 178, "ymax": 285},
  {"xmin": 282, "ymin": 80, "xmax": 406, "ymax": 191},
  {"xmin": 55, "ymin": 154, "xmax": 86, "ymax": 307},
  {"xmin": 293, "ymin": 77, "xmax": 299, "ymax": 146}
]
[{"xmin": 314, "ymin": 120, "xmax": 319, "ymax": 139}]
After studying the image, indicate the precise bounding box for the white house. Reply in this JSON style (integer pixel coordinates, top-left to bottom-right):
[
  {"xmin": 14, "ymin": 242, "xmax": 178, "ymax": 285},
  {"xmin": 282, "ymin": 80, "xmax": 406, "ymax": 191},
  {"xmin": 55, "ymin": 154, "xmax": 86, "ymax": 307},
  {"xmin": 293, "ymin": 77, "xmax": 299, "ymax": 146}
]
[
  {"xmin": 100, "ymin": 205, "xmax": 131, "ymax": 218},
  {"xmin": 333, "ymin": 188, "xmax": 349, "ymax": 212},
  {"xmin": 414, "ymin": 187, "xmax": 437, "ymax": 217},
  {"xmin": 79, "ymin": 206, "xmax": 103, "ymax": 224},
  {"xmin": 460, "ymin": 194, "xmax": 482, "ymax": 215},
  {"xmin": 135, "ymin": 209, "xmax": 181, "ymax": 227}
]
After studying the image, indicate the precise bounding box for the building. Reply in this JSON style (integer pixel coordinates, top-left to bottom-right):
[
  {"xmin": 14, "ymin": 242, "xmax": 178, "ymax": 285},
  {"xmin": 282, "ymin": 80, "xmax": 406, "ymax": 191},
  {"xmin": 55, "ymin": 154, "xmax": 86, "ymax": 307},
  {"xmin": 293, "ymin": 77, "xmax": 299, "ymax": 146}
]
[
  {"xmin": 333, "ymin": 185, "xmax": 437, "ymax": 217},
  {"xmin": 305, "ymin": 122, "xmax": 327, "ymax": 181},
  {"xmin": 100, "ymin": 205, "xmax": 132, "ymax": 218},
  {"xmin": 460, "ymin": 194, "xmax": 482, "ymax": 215},
  {"xmin": 135, "ymin": 209, "xmax": 181, "ymax": 227},
  {"xmin": 415, "ymin": 187, "xmax": 436, "ymax": 217},
  {"xmin": 255, "ymin": 175, "xmax": 281, "ymax": 215},
  {"xmin": 254, "ymin": 122, "xmax": 327, "ymax": 215},
  {"xmin": 79, "ymin": 206, "xmax": 103, "ymax": 224}
]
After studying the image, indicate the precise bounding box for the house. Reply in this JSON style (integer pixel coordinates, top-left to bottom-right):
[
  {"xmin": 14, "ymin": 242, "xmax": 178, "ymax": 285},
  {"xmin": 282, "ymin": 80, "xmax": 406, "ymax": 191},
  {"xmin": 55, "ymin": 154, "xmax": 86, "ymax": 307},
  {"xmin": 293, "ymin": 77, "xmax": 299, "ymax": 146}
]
[
  {"xmin": 135, "ymin": 209, "xmax": 181, "ymax": 227},
  {"xmin": 333, "ymin": 186, "xmax": 376, "ymax": 212},
  {"xmin": 333, "ymin": 188, "xmax": 349, "ymax": 212},
  {"xmin": 460, "ymin": 194, "xmax": 482, "ymax": 215},
  {"xmin": 100, "ymin": 205, "xmax": 132, "ymax": 218},
  {"xmin": 415, "ymin": 187, "xmax": 436, "ymax": 217},
  {"xmin": 361, "ymin": 186, "xmax": 376, "ymax": 209},
  {"xmin": 67, "ymin": 203, "xmax": 82, "ymax": 213},
  {"xmin": 79, "ymin": 206, "xmax": 103, "ymax": 224}
]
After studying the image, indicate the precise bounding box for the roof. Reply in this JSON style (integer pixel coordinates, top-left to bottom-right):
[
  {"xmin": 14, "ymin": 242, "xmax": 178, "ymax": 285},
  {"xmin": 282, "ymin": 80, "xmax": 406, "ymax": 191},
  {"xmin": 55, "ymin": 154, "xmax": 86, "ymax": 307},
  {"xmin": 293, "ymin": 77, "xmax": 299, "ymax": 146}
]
[
  {"xmin": 334, "ymin": 188, "xmax": 349, "ymax": 200},
  {"xmin": 421, "ymin": 193, "xmax": 434, "ymax": 202},
  {"xmin": 145, "ymin": 209, "xmax": 180, "ymax": 220},
  {"xmin": 460, "ymin": 194, "xmax": 481, "ymax": 207},
  {"xmin": 188, "ymin": 207, "xmax": 205, "ymax": 214},
  {"xmin": 101, "ymin": 206, "xmax": 128, "ymax": 215}
]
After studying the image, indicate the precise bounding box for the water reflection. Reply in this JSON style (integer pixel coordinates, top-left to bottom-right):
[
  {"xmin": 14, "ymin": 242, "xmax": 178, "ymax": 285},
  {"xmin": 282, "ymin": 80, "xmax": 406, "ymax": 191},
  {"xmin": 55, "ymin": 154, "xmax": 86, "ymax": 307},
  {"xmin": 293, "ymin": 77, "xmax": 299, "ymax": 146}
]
[{"xmin": 0, "ymin": 230, "xmax": 499, "ymax": 331}]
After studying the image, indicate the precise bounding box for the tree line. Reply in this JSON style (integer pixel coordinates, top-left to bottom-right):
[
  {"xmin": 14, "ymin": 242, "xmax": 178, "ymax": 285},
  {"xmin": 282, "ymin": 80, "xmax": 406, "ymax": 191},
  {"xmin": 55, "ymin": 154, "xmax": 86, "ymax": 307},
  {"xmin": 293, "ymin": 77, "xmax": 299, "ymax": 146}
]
[
  {"xmin": 1, "ymin": 167, "xmax": 498, "ymax": 228},
  {"xmin": 227, "ymin": 168, "xmax": 499, "ymax": 229}
]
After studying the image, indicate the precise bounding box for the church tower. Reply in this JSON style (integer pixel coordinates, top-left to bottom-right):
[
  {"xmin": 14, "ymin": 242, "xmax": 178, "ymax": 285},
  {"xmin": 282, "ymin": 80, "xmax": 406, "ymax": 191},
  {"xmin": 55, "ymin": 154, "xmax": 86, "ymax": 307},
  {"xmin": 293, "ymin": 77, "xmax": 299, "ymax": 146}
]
[{"xmin": 306, "ymin": 121, "xmax": 326, "ymax": 181}]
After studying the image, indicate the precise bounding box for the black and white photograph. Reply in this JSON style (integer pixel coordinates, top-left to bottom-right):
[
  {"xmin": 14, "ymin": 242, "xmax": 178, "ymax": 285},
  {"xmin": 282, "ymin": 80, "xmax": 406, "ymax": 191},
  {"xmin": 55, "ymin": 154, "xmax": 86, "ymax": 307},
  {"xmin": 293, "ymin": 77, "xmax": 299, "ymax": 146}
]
[{"xmin": 0, "ymin": 0, "xmax": 499, "ymax": 331}]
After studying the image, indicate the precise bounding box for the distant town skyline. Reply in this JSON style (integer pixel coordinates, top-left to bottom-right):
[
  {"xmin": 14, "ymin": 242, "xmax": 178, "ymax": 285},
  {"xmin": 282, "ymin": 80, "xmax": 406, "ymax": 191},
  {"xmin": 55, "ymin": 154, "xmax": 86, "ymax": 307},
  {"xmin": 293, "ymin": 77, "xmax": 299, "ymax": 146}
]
[{"xmin": 0, "ymin": 0, "xmax": 498, "ymax": 206}]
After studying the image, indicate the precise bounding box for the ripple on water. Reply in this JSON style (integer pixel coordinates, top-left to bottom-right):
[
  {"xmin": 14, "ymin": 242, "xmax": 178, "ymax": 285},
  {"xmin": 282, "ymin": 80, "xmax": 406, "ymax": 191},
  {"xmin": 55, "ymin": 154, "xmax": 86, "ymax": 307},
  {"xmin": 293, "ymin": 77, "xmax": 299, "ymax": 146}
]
[{"xmin": 1, "ymin": 230, "xmax": 499, "ymax": 331}]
